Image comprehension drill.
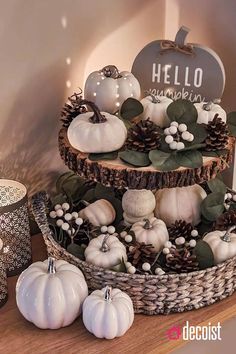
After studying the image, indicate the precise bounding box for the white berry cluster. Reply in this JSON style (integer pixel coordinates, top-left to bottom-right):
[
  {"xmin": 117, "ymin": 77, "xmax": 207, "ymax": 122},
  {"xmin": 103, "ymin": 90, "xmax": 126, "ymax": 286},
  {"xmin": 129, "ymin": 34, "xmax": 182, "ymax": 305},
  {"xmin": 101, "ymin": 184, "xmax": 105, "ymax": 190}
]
[
  {"xmin": 49, "ymin": 203, "xmax": 83, "ymax": 236},
  {"xmin": 162, "ymin": 229, "xmax": 198, "ymax": 255},
  {"xmin": 100, "ymin": 225, "xmax": 116, "ymax": 235},
  {"xmin": 164, "ymin": 121, "xmax": 194, "ymax": 151}
]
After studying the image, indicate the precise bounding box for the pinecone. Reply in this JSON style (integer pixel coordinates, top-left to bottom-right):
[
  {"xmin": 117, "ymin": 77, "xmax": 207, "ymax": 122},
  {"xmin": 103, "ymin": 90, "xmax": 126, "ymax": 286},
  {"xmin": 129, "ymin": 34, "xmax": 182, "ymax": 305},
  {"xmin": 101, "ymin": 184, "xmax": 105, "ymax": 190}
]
[
  {"xmin": 125, "ymin": 119, "xmax": 161, "ymax": 152},
  {"xmin": 127, "ymin": 241, "xmax": 156, "ymax": 270},
  {"xmin": 204, "ymin": 114, "xmax": 229, "ymax": 151},
  {"xmin": 73, "ymin": 219, "xmax": 97, "ymax": 246},
  {"xmin": 214, "ymin": 210, "xmax": 236, "ymax": 230},
  {"xmin": 165, "ymin": 246, "xmax": 199, "ymax": 273},
  {"xmin": 61, "ymin": 91, "xmax": 87, "ymax": 127},
  {"xmin": 168, "ymin": 220, "xmax": 194, "ymax": 243}
]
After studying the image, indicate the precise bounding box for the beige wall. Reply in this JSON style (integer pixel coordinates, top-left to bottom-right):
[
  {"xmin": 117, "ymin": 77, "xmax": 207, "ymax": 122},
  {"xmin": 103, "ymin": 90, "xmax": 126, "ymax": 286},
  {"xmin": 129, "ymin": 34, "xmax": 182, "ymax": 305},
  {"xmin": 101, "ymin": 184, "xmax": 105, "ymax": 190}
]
[{"xmin": 0, "ymin": 0, "xmax": 235, "ymax": 193}]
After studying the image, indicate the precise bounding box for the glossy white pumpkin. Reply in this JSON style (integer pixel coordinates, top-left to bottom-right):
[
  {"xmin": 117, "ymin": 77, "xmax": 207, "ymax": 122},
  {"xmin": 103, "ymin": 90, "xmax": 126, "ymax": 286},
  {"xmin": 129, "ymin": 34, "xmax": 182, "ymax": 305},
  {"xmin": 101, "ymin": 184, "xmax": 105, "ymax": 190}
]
[
  {"xmin": 141, "ymin": 94, "xmax": 173, "ymax": 128},
  {"xmin": 83, "ymin": 286, "xmax": 134, "ymax": 339},
  {"xmin": 84, "ymin": 65, "xmax": 141, "ymax": 113},
  {"xmin": 79, "ymin": 199, "xmax": 116, "ymax": 226},
  {"xmin": 67, "ymin": 111, "xmax": 127, "ymax": 153},
  {"xmin": 85, "ymin": 234, "xmax": 127, "ymax": 268},
  {"xmin": 122, "ymin": 189, "xmax": 156, "ymax": 224},
  {"xmin": 204, "ymin": 228, "xmax": 236, "ymax": 264},
  {"xmin": 131, "ymin": 217, "xmax": 169, "ymax": 253},
  {"xmin": 194, "ymin": 101, "xmax": 226, "ymax": 124},
  {"xmin": 155, "ymin": 185, "xmax": 207, "ymax": 226},
  {"xmin": 16, "ymin": 258, "xmax": 88, "ymax": 329}
]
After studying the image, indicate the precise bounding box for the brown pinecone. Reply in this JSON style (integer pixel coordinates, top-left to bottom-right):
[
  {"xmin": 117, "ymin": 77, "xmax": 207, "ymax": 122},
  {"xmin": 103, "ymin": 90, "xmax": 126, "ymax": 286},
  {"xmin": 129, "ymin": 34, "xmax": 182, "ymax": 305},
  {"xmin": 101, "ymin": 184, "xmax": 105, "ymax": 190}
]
[
  {"xmin": 214, "ymin": 210, "xmax": 236, "ymax": 230},
  {"xmin": 168, "ymin": 220, "xmax": 194, "ymax": 243},
  {"xmin": 165, "ymin": 246, "xmax": 199, "ymax": 273},
  {"xmin": 126, "ymin": 119, "xmax": 161, "ymax": 152},
  {"xmin": 61, "ymin": 91, "xmax": 87, "ymax": 127},
  {"xmin": 204, "ymin": 114, "xmax": 229, "ymax": 151},
  {"xmin": 127, "ymin": 241, "xmax": 156, "ymax": 270},
  {"xmin": 73, "ymin": 219, "xmax": 97, "ymax": 245}
]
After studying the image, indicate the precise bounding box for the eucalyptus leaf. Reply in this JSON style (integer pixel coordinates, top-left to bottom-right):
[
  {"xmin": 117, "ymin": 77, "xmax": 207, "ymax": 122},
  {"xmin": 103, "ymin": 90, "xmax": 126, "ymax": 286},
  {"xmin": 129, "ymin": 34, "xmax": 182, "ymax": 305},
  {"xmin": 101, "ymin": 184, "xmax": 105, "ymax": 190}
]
[
  {"xmin": 201, "ymin": 149, "xmax": 228, "ymax": 157},
  {"xmin": 207, "ymin": 177, "xmax": 227, "ymax": 194},
  {"xmin": 89, "ymin": 151, "xmax": 118, "ymax": 161},
  {"xmin": 167, "ymin": 99, "xmax": 198, "ymax": 124},
  {"xmin": 201, "ymin": 192, "xmax": 225, "ymax": 221},
  {"xmin": 188, "ymin": 123, "xmax": 208, "ymax": 144},
  {"xmin": 176, "ymin": 150, "xmax": 203, "ymax": 168},
  {"xmin": 120, "ymin": 98, "xmax": 143, "ymax": 121},
  {"xmin": 112, "ymin": 258, "xmax": 127, "ymax": 273},
  {"xmin": 103, "ymin": 196, "xmax": 123, "ymax": 226},
  {"xmin": 56, "ymin": 172, "xmax": 75, "ymax": 194},
  {"xmin": 67, "ymin": 243, "xmax": 85, "ymax": 260},
  {"xmin": 197, "ymin": 221, "xmax": 213, "ymax": 236},
  {"xmin": 149, "ymin": 150, "xmax": 180, "ymax": 171},
  {"xmin": 227, "ymin": 111, "xmax": 236, "ymax": 136},
  {"xmin": 193, "ymin": 240, "xmax": 215, "ymax": 269},
  {"xmin": 82, "ymin": 188, "xmax": 96, "ymax": 202},
  {"xmin": 181, "ymin": 143, "xmax": 206, "ymax": 152},
  {"xmin": 94, "ymin": 183, "xmax": 115, "ymax": 199},
  {"xmin": 119, "ymin": 150, "xmax": 151, "ymax": 167}
]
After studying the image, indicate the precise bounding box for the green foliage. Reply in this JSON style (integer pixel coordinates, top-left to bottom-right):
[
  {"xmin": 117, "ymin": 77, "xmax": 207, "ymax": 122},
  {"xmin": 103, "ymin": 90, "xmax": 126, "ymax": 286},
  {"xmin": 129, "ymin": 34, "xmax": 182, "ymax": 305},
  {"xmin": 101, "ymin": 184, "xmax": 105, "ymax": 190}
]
[
  {"xmin": 201, "ymin": 192, "xmax": 225, "ymax": 222},
  {"xmin": 67, "ymin": 243, "xmax": 85, "ymax": 260},
  {"xmin": 120, "ymin": 97, "xmax": 143, "ymax": 121},
  {"xmin": 89, "ymin": 151, "xmax": 118, "ymax": 161},
  {"xmin": 193, "ymin": 240, "xmax": 215, "ymax": 269},
  {"xmin": 227, "ymin": 111, "xmax": 236, "ymax": 136},
  {"xmin": 149, "ymin": 150, "xmax": 179, "ymax": 171},
  {"xmin": 207, "ymin": 177, "xmax": 227, "ymax": 194},
  {"xmin": 119, "ymin": 150, "xmax": 151, "ymax": 167},
  {"xmin": 167, "ymin": 99, "xmax": 198, "ymax": 124}
]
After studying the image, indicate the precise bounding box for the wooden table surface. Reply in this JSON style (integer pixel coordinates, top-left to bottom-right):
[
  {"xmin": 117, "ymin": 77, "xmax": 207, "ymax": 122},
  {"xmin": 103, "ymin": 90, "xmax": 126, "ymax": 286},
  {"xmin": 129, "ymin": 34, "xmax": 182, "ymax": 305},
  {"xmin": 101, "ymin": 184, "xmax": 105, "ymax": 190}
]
[{"xmin": 1, "ymin": 234, "xmax": 236, "ymax": 354}]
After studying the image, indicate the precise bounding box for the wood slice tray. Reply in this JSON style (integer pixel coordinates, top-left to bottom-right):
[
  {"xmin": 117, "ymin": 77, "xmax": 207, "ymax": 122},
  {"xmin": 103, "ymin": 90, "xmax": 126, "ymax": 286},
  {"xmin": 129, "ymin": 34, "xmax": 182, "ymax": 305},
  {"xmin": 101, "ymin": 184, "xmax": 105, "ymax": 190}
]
[{"xmin": 59, "ymin": 128, "xmax": 235, "ymax": 190}]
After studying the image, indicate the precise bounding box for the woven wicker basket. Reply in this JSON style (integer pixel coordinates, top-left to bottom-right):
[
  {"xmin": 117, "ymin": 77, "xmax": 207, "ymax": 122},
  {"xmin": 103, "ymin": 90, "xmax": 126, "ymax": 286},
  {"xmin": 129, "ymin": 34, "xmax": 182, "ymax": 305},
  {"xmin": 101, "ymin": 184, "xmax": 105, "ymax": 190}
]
[{"xmin": 32, "ymin": 191, "xmax": 236, "ymax": 315}]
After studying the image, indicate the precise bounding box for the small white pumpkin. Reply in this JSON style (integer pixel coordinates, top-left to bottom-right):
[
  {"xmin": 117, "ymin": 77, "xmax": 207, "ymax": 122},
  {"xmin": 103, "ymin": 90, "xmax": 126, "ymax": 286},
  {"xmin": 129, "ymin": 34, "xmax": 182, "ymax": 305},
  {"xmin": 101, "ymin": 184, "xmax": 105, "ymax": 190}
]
[
  {"xmin": 83, "ymin": 286, "xmax": 134, "ymax": 339},
  {"xmin": 155, "ymin": 185, "xmax": 207, "ymax": 226},
  {"xmin": 204, "ymin": 227, "xmax": 236, "ymax": 264},
  {"xmin": 131, "ymin": 217, "xmax": 169, "ymax": 253},
  {"xmin": 67, "ymin": 99, "xmax": 127, "ymax": 153},
  {"xmin": 79, "ymin": 199, "xmax": 116, "ymax": 226},
  {"xmin": 122, "ymin": 189, "xmax": 156, "ymax": 224},
  {"xmin": 194, "ymin": 101, "xmax": 226, "ymax": 124},
  {"xmin": 16, "ymin": 258, "xmax": 88, "ymax": 329},
  {"xmin": 141, "ymin": 93, "xmax": 173, "ymax": 128},
  {"xmin": 85, "ymin": 234, "xmax": 127, "ymax": 268},
  {"xmin": 84, "ymin": 65, "xmax": 141, "ymax": 113}
]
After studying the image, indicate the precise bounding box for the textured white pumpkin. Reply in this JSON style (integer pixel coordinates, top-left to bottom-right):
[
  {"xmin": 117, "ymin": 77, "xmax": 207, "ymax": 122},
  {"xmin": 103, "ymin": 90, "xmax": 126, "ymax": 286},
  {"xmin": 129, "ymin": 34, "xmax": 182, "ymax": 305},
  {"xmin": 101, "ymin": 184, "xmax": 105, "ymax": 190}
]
[
  {"xmin": 85, "ymin": 234, "xmax": 127, "ymax": 268},
  {"xmin": 83, "ymin": 286, "xmax": 134, "ymax": 339},
  {"xmin": 204, "ymin": 228, "xmax": 236, "ymax": 264},
  {"xmin": 194, "ymin": 101, "xmax": 226, "ymax": 124},
  {"xmin": 141, "ymin": 94, "xmax": 173, "ymax": 128},
  {"xmin": 84, "ymin": 65, "xmax": 141, "ymax": 113},
  {"xmin": 131, "ymin": 217, "xmax": 169, "ymax": 253},
  {"xmin": 16, "ymin": 258, "xmax": 88, "ymax": 329},
  {"xmin": 79, "ymin": 199, "xmax": 116, "ymax": 226},
  {"xmin": 155, "ymin": 185, "xmax": 207, "ymax": 226},
  {"xmin": 122, "ymin": 189, "xmax": 156, "ymax": 224}
]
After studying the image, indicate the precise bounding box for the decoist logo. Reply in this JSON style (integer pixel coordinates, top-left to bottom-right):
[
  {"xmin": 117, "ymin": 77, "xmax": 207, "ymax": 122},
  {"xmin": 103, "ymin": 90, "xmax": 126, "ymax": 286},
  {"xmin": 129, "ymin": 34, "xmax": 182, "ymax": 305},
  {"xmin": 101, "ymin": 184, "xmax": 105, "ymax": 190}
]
[{"xmin": 166, "ymin": 321, "xmax": 222, "ymax": 341}]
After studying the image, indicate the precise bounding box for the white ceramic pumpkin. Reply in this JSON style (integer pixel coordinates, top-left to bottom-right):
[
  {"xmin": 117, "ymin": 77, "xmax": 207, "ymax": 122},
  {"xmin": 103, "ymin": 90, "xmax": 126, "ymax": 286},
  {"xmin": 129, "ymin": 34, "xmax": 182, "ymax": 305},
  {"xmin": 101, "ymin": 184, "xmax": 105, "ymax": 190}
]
[
  {"xmin": 79, "ymin": 199, "xmax": 116, "ymax": 226},
  {"xmin": 155, "ymin": 185, "xmax": 207, "ymax": 226},
  {"xmin": 16, "ymin": 258, "xmax": 88, "ymax": 329},
  {"xmin": 204, "ymin": 227, "xmax": 236, "ymax": 264},
  {"xmin": 194, "ymin": 101, "xmax": 226, "ymax": 124},
  {"xmin": 83, "ymin": 286, "xmax": 134, "ymax": 339},
  {"xmin": 131, "ymin": 217, "xmax": 169, "ymax": 253},
  {"xmin": 85, "ymin": 234, "xmax": 127, "ymax": 268},
  {"xmin": 122, "ymin": 189, "xmax": 156, "ymax": 224},
  {"xmin": 141, "ymin": 93, "xmax": 173, "ymax": 128},
  {"xmin": 84, "ymin": 65, "xmax": 141, "ymax": 113},
  {"xmin": 67, "ymin": 100, "xmax": 127, "ymax": 153}
]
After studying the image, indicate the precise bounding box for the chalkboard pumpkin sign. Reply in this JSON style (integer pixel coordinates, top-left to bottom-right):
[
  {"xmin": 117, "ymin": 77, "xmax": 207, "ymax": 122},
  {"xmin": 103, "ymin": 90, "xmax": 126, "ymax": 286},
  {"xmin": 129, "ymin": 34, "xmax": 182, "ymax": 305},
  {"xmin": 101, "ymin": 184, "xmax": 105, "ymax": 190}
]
[{"xmin": 131, "ymin": 26, "xmax": 225, "ymax": 102}]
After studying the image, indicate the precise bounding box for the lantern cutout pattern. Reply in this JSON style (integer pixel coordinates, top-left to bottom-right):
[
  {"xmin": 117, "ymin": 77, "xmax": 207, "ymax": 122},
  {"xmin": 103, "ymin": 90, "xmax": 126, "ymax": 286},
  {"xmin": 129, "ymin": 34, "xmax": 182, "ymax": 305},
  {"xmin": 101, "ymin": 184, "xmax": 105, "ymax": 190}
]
[
  {"xmin": 0, "ymin": 238, "xmax": 8, "ymax": 308},
  {"xmin": 0, "ymin": 179, "xmax": 31, "ymax": 276}
]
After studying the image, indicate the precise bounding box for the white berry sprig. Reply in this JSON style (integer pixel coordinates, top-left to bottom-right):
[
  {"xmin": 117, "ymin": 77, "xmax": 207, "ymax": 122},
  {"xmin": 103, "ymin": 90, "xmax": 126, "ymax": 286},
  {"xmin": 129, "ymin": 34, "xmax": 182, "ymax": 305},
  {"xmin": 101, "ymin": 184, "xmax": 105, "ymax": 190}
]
[{"xmin": 164, "ymin": 121, "xmax": 194, "ymax": 151}]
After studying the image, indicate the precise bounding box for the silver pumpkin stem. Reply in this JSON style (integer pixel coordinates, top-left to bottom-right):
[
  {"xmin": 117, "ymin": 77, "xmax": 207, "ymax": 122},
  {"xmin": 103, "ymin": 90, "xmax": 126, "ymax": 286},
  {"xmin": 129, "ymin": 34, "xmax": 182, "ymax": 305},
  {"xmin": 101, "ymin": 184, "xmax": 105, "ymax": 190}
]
[
  {"xmin": 48, "ymin": 257, "xmax": 56, "ymax": 274},
  {"xmin": 143, "ymin": 219, "xmax": 152, "ymax": 230},
  {"xmin": 100, "ymin": 234, "xmax": 110, "ymax": 252},
  {"xmin": 221, "ymin": 225, "xmax": 236, "ymax": 242},
  {"xmin": 104, "ymin": 286, "xmax": 112, "ymax": 302},
  {"xmin": 203, "ymin": 101, "xmax": 213, "ymax": 111},
  {"xmin": 145, "ymin": 91, "xmax": 161, "ymax": 103}
]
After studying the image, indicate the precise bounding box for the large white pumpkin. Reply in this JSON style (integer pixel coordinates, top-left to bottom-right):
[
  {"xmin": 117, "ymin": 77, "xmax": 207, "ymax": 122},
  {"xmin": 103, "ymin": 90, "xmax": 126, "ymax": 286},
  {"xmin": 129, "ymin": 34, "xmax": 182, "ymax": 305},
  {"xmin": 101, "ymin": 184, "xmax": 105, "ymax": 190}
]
[
  {"xmin": 155, "ymin": 185, "xmax": 207, "ymax": 226},
  {"xmin": 141, "ymin": 94, "xmax": 173, "ymax": 128},
  {"xmin": 83, "ymin": 286, "xmax": 134, "ymax": 339},
  {"xmin": 204, "ymin": 227, "xmax": 236, "ymax": 264},
  {"xmin": 16, "ymin": 258, "xmax": 88, "ymax": 329},
  {"xmin": 84, "ymin": 65, "xmax": 141, "ymax": 114},
  {"xmin": 79, "ymin": 199, "xmax": 116, "ymax": 226},
  {"xmin": 67, "ymin": 100, "xmax": 127, "ymax": 153},
  {"xmin": 194, "ymin": 101, "xmax": 226, "ymax": 124},
  {"xmin": 84, "ymin": 234, "xmax": 127, "ymax": 269},
  {"xmin": 131, "ymin": 217, "xmax": 169, "ymax": 253}
]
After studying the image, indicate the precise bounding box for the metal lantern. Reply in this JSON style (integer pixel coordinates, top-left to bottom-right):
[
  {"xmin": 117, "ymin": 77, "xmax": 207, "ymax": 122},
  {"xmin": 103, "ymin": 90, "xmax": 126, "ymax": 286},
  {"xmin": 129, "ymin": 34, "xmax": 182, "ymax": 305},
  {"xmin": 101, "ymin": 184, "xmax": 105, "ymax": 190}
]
[
  {"xmin": 0, "ymin": 179, "xmax": 31, "ymax": 276},
  {"xmin": 0, "ymin": 238, "xmax": 8, "ymax": 307}
]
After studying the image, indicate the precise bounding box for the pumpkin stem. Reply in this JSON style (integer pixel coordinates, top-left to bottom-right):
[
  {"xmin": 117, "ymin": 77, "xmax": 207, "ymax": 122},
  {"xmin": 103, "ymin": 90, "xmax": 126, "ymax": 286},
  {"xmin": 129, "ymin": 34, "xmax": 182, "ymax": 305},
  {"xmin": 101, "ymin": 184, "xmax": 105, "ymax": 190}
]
[
  {"xmin": 101, "ymin": 65, "xmax": 121, "ymax": 79},
  {"xmin": 78, "ymin": 99, "xmax": 107, "ymax": 124},
  {"xmin": 100, "ymin": 234, "xmax": 110, "ymax": 252},
  {"xmin": 143, "ymin": 219, "xmax": 152, "ymax": 230},
  {"xmin": 104, "ymin": 286, "xmax": 112, "ymax": 302},
  {"xmin": 145, "ymin": 91, "xmax": 161, "ymax": 103},
  {"xmin": 203, "ymin": 101, "xmax": 213, "ymax": 111},
  {"xmin": 48, "ymin": 257, "xmax": 56, "ymax": 274},
  {"xmin": 221, "ymin": 225, "xmax": 236, "ymax": 242}
]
